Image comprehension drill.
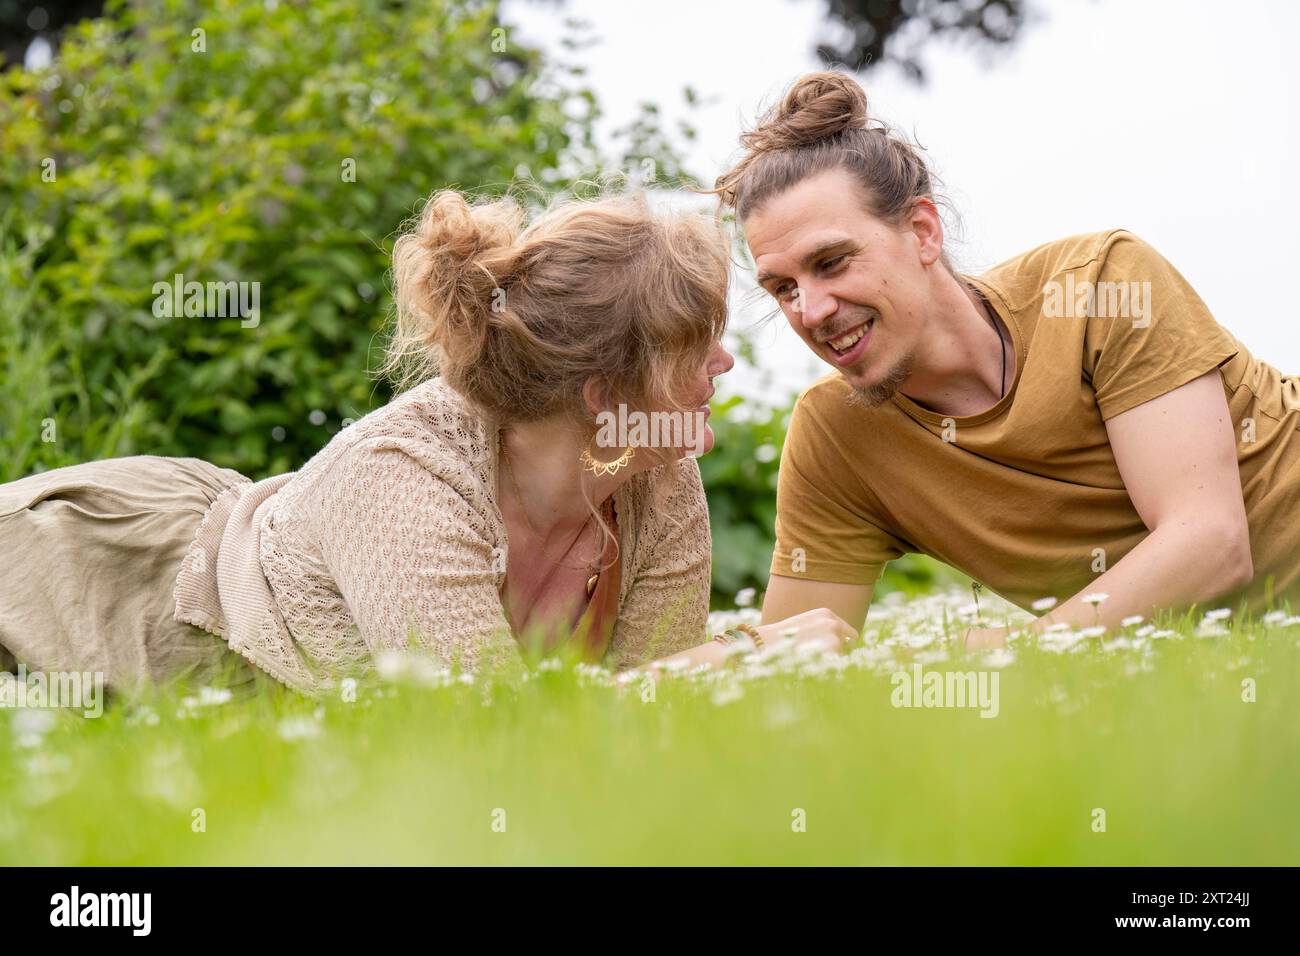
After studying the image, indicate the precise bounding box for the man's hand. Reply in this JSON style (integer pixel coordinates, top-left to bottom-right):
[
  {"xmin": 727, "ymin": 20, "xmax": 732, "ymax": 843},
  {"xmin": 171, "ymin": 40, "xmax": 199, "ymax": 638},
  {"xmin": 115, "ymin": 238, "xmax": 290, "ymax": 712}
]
[
  {"xmin": 756, "ymin": 606, "xmax": 858, "ymax": 651},
  {"xmin": 960, "ymin": 625, "xmax": 1010, "ymax": 651},
  {"xmin": 762, "ymin": 575, "xmax": 874, "ymax": 632}
]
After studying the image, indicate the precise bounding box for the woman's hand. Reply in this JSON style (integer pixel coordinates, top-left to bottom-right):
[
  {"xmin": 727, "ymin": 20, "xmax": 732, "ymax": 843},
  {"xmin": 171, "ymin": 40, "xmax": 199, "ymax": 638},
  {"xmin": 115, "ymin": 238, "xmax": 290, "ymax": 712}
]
[{"xmin": 755, "ymin": 607, "xmax": 858, "ymax": 652}]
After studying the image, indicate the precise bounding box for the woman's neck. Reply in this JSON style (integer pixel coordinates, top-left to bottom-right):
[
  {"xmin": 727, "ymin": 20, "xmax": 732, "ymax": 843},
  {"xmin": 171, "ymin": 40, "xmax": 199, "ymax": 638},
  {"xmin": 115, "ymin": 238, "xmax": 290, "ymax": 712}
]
[{"xmin": 498, "ymin": 418, "xmax": 628, "ymax": 536}]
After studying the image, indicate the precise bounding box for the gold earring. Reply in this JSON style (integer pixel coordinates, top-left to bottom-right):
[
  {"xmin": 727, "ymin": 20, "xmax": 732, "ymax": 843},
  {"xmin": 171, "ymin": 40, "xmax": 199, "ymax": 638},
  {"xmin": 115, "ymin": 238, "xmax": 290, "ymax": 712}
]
[{"xmin": 580, "ymin": 444, "xmax": 635, "ymax": 477}]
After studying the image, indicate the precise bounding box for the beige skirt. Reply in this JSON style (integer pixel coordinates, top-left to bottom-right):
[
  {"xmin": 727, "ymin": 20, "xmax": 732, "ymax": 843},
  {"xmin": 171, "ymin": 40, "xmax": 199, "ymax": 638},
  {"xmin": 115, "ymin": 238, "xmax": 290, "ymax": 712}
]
[{"xmin": 0, "ymin": 455, "xmax": 262, "ymax": 695}]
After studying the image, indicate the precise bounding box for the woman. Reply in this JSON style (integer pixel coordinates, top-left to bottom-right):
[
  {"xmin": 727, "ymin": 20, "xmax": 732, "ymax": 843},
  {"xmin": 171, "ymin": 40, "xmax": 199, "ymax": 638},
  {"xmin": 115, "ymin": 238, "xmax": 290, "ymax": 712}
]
[{"xmin": 0, "ymin": 188, "xmax": 854, "ymax": 698}]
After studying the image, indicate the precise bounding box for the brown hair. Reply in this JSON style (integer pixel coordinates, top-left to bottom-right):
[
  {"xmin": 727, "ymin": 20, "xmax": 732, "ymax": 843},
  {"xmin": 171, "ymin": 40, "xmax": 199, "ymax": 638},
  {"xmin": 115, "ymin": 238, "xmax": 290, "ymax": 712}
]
[
  {"xmin": 712, "ymin": 71, "xmax": 954, "ymax": 271},
  {"xmin": 381, "ymin": 188, "xmax": 730, "ymax": 424}
]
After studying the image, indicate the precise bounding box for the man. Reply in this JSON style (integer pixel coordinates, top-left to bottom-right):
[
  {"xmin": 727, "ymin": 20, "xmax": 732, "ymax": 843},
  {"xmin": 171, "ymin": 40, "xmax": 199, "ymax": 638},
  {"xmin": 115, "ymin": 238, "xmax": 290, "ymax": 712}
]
[{"xmin": 713, "ymin": 71, "xmax": 1299, "ymax": 646}]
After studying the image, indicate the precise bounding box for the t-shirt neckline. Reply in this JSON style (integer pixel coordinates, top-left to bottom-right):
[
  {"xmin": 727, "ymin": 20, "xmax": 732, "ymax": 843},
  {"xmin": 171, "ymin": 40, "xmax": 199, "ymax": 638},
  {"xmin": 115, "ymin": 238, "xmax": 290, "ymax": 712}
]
[{"xmin": 889, "ymin": 273, "xmax": 1024, "ymax": 428}]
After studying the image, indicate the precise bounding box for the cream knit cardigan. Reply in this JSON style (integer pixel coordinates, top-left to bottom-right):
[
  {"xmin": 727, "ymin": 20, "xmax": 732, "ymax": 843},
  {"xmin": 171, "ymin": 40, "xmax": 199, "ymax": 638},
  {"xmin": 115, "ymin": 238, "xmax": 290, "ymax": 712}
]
[{"xmin": 172, "ymin": 378, "xmax": 712, "ymax": 696}]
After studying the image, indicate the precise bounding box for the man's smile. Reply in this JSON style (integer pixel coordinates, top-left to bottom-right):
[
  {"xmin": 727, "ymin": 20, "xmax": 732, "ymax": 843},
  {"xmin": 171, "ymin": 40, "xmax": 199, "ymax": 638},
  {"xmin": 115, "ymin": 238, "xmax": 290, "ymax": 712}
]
[{"xmin": 818, "ymin": 315, "xmax": 875, "ymax": 366}]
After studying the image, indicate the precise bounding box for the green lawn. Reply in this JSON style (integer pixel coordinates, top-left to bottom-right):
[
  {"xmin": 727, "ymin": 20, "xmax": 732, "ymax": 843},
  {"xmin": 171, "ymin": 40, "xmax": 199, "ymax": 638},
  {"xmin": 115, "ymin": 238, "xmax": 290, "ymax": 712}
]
[{"xmin": 2, "ymin": 589, "xmax": 1296, "ymax": 865}]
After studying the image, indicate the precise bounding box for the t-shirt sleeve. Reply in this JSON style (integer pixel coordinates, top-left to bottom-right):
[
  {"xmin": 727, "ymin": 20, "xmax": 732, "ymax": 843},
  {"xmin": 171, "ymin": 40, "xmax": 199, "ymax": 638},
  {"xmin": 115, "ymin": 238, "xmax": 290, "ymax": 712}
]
[
  {"xmin": 1083, "ymin": 230, "xmax": 1240, "ymax": 420},
  {"xmin": 769, "ymin": 394, "xmax": 909, "ymax": 587}
]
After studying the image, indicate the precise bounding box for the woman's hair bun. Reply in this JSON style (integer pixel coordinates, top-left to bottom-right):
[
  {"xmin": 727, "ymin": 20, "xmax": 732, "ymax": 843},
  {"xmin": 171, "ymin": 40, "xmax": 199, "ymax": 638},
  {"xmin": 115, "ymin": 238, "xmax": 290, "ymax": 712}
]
[
  {"xmin": 741, "ymin": 70, "xmax": 869, "ymax": 154},
  {"xmin": 396, "ymin": 189, "xmax": 521, "ymax": 320},
  {"xmin": 388, "ymin": 190, "xmax": 523, "ymax": 384}
]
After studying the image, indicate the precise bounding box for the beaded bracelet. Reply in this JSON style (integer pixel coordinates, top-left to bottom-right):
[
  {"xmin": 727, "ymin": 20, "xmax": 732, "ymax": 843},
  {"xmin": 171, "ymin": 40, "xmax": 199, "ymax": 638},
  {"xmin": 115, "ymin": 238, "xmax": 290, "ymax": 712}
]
[{"xmin": 713, "ymin": 623, "xmax": 765, "ymax": 650}]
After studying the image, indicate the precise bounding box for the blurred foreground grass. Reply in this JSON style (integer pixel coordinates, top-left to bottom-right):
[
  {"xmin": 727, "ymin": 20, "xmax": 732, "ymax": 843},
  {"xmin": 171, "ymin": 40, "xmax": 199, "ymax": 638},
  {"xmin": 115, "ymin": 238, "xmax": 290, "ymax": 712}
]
[{"xmin": 1, "ymin": 589, "xmax": 1297, "ymax": 865}]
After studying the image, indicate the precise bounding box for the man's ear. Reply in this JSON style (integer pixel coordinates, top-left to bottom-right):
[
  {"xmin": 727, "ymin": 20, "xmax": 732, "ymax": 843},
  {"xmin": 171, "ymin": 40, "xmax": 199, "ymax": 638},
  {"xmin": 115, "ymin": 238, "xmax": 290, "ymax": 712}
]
[
  {"xmin": 582, "ymin": 375, "xmax": 613, "ymax": 419},
  {"xmin": 908, "ymin": 197, "xmax": 945, "ymax": 267}
]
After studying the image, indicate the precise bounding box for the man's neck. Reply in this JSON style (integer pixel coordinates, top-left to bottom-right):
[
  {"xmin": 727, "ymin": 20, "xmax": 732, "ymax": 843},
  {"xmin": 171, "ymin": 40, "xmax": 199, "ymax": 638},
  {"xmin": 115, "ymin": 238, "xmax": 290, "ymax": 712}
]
[{"xmin": 897, "ymin": 272, "xmax": 1009, "ymax": 418}]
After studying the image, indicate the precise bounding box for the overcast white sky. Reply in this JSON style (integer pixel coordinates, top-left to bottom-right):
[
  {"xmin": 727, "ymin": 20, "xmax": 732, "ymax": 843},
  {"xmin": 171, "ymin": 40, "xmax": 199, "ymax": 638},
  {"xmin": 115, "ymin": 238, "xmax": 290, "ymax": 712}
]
[{"xmin": 506, "ymin": 0, "xmax": 1299, "ymax": 400}]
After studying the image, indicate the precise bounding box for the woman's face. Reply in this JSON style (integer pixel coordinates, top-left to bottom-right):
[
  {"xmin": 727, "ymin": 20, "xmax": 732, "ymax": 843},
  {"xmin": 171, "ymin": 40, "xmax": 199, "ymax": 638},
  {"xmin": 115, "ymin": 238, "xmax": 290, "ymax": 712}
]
[
  {"xmin": 589, "ymin": 338, "xmax": 735, "ymax": 470},
  {"xmin": 688, "ymin": 337, "xmax": 736, "ymax": 458}
]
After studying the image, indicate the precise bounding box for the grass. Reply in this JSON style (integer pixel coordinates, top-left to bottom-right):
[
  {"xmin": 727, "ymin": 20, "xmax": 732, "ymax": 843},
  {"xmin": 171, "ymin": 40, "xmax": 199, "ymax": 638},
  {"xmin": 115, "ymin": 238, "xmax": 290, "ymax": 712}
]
[{"xmin": 1, "ymin": 588, "xmax": 1297, "ymax": 866}]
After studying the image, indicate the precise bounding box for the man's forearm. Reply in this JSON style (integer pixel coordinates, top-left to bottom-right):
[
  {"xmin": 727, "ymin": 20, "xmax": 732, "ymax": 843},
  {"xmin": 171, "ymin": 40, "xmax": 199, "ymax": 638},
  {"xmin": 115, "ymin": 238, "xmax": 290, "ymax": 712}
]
[{"xmin": 1025, "ymin": 522, "xmax": 1252, "ymax": 635}]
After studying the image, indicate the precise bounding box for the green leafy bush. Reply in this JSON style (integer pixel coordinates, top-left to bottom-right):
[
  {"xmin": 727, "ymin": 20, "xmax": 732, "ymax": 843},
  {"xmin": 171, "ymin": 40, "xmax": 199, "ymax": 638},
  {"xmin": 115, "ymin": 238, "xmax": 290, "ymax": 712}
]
[{"xmin": 0, "ymin": 0, "xmax": 594, "ymax": 479}]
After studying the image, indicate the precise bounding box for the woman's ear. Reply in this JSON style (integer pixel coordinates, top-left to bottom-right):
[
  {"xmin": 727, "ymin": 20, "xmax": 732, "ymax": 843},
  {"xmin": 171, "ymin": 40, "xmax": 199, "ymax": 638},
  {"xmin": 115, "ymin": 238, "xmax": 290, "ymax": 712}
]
[{"xmin": 582, "ymin": 375, "xmax": 613, "ymax": 419}]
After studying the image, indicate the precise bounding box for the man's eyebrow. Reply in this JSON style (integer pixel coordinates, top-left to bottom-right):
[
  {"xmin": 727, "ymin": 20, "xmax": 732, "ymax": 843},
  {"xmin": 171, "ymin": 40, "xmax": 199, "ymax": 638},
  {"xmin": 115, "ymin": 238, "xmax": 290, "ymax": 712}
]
[{"xmin": 756, "ymin": 239, "xmax": 855, "ymax": 286}]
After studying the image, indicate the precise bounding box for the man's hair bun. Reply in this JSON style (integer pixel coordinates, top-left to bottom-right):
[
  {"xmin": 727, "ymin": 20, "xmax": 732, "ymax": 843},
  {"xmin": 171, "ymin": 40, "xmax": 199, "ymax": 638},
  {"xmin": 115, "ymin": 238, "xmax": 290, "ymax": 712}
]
[{"xmin": 741, "ymin": 70, "xmax": 869, "ymax": 154}]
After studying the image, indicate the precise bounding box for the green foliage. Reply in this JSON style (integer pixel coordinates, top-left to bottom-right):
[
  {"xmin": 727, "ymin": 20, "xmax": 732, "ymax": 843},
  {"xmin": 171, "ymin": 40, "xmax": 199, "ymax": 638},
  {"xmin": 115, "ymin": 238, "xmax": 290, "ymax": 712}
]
[
  {"xmin": 698, "ymin": 395, "xmax": 785, "ymax": 603},
  {"xmin": 701, "ymin": 391, "xmax": 957, "ymax": 607},
  {"xmin": 0, "ymin": 0, "xmax": 598, "ymax": 480}
]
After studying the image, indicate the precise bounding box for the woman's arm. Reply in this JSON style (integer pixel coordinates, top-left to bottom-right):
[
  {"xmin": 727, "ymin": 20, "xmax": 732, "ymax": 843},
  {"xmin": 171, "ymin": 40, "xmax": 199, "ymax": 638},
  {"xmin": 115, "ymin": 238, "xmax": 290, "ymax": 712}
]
[
  {"xmin": 966, "ymin": 369, "xmax": 1252, "ymax": 647},
  {"xmin": 313, "ymin": 443, "xmax": 525, "ymax": 672},
  {"xmin": 602, "ymin": 459, "xmax": 714, "ymax": 669}
]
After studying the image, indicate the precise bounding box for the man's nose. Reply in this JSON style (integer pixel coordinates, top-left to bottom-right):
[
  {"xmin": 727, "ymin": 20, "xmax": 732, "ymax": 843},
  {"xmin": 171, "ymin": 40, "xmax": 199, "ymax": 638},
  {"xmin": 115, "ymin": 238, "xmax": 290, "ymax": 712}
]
[{"xmin": 795, "ymin": 284, "xmax": 837, "ymax": 328}]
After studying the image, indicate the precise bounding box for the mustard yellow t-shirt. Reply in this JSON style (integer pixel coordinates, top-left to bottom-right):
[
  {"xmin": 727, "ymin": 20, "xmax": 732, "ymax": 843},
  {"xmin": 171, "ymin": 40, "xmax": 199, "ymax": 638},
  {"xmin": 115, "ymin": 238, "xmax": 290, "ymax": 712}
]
[{"xmin": 771, "ymin": 229, "xmax": 1300, "ymax": 616}]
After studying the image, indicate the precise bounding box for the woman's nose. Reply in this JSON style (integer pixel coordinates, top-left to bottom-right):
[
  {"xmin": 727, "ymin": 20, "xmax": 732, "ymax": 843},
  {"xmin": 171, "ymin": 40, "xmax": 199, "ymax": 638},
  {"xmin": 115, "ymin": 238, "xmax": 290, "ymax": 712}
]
[{"xmin": 710, "ymin": 343, "xmax": 736, "ymax": 376}]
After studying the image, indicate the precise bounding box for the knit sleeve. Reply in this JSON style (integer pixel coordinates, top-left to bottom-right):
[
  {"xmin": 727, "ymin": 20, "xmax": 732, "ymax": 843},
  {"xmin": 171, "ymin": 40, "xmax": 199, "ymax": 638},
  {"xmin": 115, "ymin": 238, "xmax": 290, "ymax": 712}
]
[
  {"xmin": 604, "ymin": 458, "xmax": 712, "ymax": 671},
  {"xmin": 312, "ymin": 442, "xmax": 523, "ymax": 674}
]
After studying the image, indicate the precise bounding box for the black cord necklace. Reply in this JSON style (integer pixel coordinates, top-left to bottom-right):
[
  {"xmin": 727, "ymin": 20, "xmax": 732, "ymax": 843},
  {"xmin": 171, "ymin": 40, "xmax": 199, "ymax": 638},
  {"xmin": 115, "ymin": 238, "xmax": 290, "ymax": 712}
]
[
  {"xmin": 998, "ymin": 318, "xmax": 1006, "ymax": 400},
  {"xmin": 969, "ymin": 282, "xmax": 1007, "ymax": 401},
  {"xmin": 984, "ymin": 295, "xmax": 1006, "ymax": 400}
]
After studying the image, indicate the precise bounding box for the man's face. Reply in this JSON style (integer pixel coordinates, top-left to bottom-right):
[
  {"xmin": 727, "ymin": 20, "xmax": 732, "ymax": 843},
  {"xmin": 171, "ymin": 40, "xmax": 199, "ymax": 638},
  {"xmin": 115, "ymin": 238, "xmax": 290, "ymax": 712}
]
[{"xmin": 745, "ymin": 167, "xmax": 934, "ymax": 407}]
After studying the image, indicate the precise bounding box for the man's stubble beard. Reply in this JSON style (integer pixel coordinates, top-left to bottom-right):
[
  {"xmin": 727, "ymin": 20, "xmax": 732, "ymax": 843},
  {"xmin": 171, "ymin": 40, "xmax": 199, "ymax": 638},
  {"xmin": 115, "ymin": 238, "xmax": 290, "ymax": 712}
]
[{"xmin": 844, "ymin": 350, "xmax": 915, "ymax": 410}]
